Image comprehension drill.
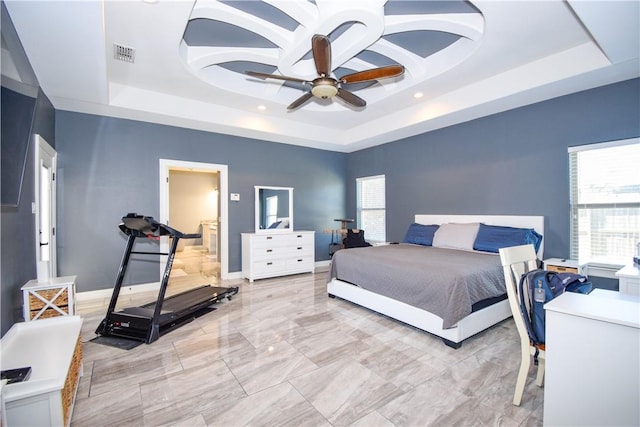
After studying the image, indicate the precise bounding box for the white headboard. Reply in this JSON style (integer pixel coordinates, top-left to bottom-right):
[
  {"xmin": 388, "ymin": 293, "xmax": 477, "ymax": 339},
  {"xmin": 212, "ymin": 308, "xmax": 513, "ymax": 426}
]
[{"xmin": 414, "ymin": 214, "xmax": 545, "ymax": 258}]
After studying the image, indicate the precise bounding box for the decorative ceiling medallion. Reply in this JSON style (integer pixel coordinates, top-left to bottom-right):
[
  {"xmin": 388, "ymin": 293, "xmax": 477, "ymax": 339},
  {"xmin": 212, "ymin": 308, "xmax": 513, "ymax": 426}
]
[{"xmin": 179, "ymin": 0, "xmax": 484, "ymax": 111}]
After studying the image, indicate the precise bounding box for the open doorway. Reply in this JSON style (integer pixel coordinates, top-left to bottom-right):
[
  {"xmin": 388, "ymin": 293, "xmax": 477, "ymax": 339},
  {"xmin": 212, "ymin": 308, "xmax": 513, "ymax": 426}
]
[{"xmin": 159, "ymin": 159, "xmax": 229, "ymax": 288}]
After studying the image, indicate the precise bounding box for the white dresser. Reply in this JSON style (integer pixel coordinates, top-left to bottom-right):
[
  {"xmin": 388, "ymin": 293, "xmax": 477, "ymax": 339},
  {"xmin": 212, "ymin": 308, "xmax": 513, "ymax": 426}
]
[
  {"xmin": 241, "ymin": 231, "xmax": 315, "ymax": 282},
  {"xmin": 543, "ymin": 290, "xmax": 639, "ymax": 426}
]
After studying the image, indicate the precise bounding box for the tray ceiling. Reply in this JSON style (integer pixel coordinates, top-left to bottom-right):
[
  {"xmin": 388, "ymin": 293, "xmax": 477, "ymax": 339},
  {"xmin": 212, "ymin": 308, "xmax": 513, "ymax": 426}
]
[{"xmin": 3, "ymin": 0, "xmax": 639, "ymax": 152}]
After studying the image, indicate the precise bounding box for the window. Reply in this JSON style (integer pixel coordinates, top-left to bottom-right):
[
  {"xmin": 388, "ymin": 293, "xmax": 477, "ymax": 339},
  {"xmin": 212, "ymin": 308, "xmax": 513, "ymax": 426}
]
[
  {"xmin": 356, "ymin": 175, "xmax": 385, "ymax": 242},
  {"xmin": 569, "ymin": 139, "xmax": 640, "ymax": 265}
]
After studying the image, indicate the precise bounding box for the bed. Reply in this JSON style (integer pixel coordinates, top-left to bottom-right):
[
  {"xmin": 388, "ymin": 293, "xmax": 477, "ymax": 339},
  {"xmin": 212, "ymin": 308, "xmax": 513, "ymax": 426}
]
[{"xmin": 327, "ymin": 214, "xmax": 544, "ymax": 348}]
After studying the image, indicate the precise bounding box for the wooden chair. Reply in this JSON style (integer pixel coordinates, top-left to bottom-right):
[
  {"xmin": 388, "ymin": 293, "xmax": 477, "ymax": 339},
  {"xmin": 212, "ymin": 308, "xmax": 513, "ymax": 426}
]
[{"xmin": 498, "ymin": 244, "xmax": 545, "ymax": 406}]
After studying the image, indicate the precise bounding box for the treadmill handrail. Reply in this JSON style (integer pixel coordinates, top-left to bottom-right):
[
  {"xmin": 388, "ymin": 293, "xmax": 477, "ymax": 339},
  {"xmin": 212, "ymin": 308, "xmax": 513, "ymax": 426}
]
[{"xmin": 119, "ymin": 213, "xmax": 201, "ymax": 239}]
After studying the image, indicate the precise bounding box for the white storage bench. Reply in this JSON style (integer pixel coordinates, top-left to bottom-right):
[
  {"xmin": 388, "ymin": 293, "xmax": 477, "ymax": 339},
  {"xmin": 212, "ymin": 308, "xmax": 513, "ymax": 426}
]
[{"xmin": 1, "ymin": 316, "xmax": 83, "ymax": 427}]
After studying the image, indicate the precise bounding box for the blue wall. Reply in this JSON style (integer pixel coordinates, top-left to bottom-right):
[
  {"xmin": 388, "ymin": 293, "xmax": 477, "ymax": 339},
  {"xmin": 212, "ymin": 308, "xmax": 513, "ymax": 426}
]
[
  {"xmin": 346, "ymin": 78, "xmax": 640, "ymax": 260},
  {"xmin": 1, "ymin": 87, "xmax": 56, "ymax": 335},
  {"xmin": 55, "ymin": 112, "xmax": 348, "ymax": 292}
]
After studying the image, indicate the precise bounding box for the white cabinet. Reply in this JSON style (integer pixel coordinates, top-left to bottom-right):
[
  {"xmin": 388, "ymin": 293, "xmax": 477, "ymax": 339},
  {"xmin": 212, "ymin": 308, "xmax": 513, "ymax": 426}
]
[
  {"xmin": 1, "ymin": 316, "xmax": 83, "ymax": 427},
  {"xmin": 242, "ymin": 231, "xmax": 315, "ymax": 282},
  {"xmin": 21, "ymin": 276, "xmax": 76, "ymax": 321},
  {"xmin": 543, "ymin": 290, "xmax": 639, "ymax": 426},
  {"xmin": 616, "ymin": 264, "xmax": 640, "ymax": 295}
]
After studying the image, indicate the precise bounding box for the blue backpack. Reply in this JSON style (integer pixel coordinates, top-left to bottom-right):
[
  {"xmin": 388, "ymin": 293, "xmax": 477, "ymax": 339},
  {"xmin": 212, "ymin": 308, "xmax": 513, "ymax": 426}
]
[{"xmin": 518, "ymin": 269, "xmax": 592, "ymax": 347}]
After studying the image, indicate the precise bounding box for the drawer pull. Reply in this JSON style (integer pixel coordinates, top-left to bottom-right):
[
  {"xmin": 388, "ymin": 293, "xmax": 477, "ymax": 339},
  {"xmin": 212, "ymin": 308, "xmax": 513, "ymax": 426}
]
[
  {"xmin": 297, "ymin": 235, "xmax": 303, "ymax": 238},
  {"xmin": 297, "ymin": 247, "xmax": 303, "ymax": 250},
  {"xmin": 297, "ymin": 259, "xmax": 303, "ymax": 262},
  {"xmin": 266, "ymin": 236, "xmax": 273, "ymax": 240},
  {"xmin": 266, "ymin": 249, "xmax": 273, "ymax": 253},
  {"xmin": 266, "ymin": 262, "xmax": 273, "ymax": 266}
]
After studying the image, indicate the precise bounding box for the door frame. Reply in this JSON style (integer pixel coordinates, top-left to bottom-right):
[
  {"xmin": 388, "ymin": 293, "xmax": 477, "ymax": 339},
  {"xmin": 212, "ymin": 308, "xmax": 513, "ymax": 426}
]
[
  {"xmin": 159, "ymin": 159, "xmax": 229, "ymax": 279},
  {"xmin": 34, "ymin": 134, "xmax": 57, "ymax": 280}
]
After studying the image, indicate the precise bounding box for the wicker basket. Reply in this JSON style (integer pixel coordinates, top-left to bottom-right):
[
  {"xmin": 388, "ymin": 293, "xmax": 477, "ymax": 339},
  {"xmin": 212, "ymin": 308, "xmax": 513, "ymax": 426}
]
[
  {"xmin": 27, "ymin": 287, "xmax": 70, "ymax": 320},
  {"xmin": 62, "ymin": 336, "xmax": 82, "ymax": 427},
  {"xmin": 29, "ymin": 288, "xmax": 69, "ymax": 310},
  {"xmin": 29, "ymin": 306, "xmax": 70, "ymax": 320}
]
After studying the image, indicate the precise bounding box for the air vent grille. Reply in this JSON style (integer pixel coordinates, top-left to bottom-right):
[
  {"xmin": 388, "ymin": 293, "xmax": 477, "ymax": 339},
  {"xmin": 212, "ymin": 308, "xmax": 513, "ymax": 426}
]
[{"xmin": 114, "ymin": 44, "xmax": 135, "ymax": 63}]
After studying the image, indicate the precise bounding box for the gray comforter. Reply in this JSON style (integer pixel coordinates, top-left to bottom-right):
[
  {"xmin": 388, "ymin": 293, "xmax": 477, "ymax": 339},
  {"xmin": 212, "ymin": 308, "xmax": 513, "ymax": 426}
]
[{"xmin": 328, "ymin": 244, "xmax": 506, "ymax": 328}]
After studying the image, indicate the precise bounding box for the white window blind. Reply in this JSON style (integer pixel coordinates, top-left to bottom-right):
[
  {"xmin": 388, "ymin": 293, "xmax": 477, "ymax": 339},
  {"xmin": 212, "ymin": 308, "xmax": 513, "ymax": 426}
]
[
  {"xmin": 357, "ymin": 175, "xmax": 385, "ymax": 242},
  {"xmin": 569, "ymin": 139, "xmax": 640, "ymax": 265}
]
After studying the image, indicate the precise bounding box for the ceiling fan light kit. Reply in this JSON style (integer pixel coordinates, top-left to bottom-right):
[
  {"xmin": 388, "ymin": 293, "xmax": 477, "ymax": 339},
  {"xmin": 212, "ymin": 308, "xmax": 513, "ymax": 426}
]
[
  {"xmin": 311, "ymin": 80, "xmax": 338, "ymax": 99},
  {"xmin": 246, "ymin": 34, "xmax": 405, "ymax": 111}
]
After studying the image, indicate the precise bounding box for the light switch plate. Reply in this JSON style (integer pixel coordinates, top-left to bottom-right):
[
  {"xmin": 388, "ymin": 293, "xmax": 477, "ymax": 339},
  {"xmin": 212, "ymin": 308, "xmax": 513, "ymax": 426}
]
[{"xmin": 230, "ymin": 193, "xmax": 240, "ymax": 201}]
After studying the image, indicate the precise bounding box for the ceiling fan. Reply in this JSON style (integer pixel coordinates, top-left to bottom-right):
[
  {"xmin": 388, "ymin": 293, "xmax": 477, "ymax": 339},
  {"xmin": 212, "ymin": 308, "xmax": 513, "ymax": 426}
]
[{"xmin": 246, "ymin": 34, "xmax": 405, "ymax": 110}]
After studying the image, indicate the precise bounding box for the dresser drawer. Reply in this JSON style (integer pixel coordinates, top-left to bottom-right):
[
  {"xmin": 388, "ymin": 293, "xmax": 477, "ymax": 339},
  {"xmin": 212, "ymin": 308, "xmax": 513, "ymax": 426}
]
[
  {"xmin": 251, "ymin": 256, "xmax": 315, "ymax": 276},
  {"xmin": 252, "ymin": 245, "xmax": 313, "ymax": 261},
  {"xmin": 251, "ymin": 233, "xmax": 312, "ymax": 249}
]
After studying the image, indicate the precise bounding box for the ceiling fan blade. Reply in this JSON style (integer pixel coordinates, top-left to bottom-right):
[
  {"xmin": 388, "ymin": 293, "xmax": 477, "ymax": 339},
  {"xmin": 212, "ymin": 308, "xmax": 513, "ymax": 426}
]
[
  {"xmin": 246, "ymin": 71, "xmax": 308, "ymax": 84},
  {"xmin": 336, "ymin": 88, "xmax": 366, "ymax": 108},
  {"xmin": 312, "ymin": 34, "xmax": 331, "ymax": 76},
  {"xmin": 340, "ymin": 65, "xmax": 405, "ymax": 84},
  {"xmin": 287, "ymin": 92, "xmax": 314, "ymax": 110}
]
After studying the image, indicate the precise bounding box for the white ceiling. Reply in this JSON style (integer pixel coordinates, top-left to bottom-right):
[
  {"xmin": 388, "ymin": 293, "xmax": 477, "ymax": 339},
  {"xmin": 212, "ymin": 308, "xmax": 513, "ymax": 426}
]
[{"xmin": 2, "ymin": 0, "xmax": 639, "ymax": 153}]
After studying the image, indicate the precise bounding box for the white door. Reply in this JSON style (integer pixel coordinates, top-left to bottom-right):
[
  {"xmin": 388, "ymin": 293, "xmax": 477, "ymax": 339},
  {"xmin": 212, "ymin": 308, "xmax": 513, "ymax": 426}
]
[{"xmin": 35, "ymin": 135, "xmax": 57, "ymax": 280}]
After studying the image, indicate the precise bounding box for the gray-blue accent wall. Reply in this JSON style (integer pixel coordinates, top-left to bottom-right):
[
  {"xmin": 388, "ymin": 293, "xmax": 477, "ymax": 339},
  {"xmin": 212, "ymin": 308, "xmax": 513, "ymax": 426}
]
[
  {"xmin": 1, "ymin": 87, "xmax": 56, "ymax": 335},
  {"xmin": 54, "ymin": 112, "xmax": 348, "ymax": 293},
  {"xmin": 347, "ymin": 78, "xmax": 640, "ymax": 259}
]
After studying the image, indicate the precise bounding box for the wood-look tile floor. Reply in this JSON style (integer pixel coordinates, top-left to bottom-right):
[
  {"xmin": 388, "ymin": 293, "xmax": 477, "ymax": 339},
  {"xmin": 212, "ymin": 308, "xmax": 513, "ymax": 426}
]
[{"xmin": 73, "ymin": 267, "xmax": 544, "ymax": 426}]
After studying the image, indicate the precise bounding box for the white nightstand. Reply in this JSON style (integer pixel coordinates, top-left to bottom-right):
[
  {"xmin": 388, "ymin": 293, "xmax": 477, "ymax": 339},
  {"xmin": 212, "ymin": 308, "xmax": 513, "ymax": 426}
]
[
  {"xmin": 543, "ymin": 258, "xmax": 585, "ymax": 275},
  {"xmin": 616, "ymin": 264, "xmax": 640, "ymax": 296}
]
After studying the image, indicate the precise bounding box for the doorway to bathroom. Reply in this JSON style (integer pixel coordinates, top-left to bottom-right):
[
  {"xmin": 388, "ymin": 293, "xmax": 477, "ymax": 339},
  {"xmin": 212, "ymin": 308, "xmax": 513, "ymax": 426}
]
[{"xmin": 159, "ymin": 159, "xmax": 229, "ymax": 290}]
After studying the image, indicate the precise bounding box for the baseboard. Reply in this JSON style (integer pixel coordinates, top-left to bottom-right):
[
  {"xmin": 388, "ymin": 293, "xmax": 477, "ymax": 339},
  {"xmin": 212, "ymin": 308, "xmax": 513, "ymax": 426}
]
[
  {"xmin": 315, "ymin": 260, "xmax": 331, "ymax": 271},
  {"xmin": 77, "ymin": 264, "xmax": 329, "ymax": 300},
  {"xmin": 76, "ymin": 281, "xmax": 161, "ymax": 301}
]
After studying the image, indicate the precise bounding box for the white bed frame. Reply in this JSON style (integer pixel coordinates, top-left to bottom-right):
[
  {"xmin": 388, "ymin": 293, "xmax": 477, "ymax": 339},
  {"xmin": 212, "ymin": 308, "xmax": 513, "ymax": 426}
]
[{"xmin": 327, "ymin": 214, "xmax": 544, "ymax": 347}]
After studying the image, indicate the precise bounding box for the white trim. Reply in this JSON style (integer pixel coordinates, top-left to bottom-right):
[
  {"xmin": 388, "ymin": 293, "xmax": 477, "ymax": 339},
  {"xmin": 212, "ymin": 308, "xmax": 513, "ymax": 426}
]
[
  {"xmin": 34, "ymin": 135, "xmax": 57, "ymax": 280},
  {"xmin": 568, "ymin": 137, "xmax": 639, "ymax": 153},
  {"xmin": 159, "ymin": 159, "xmax": 229, "ymax": 279},
  {"xmin": 356, "ymin": 174, "xmax": 385, "ymax": 182},
  {"xmin": 76, "ymin": 281, "xmax": 161, "ymax": 301},
  {"xmin": 315, "ymin": 260, "xmax": 331, "ymax": 271}
]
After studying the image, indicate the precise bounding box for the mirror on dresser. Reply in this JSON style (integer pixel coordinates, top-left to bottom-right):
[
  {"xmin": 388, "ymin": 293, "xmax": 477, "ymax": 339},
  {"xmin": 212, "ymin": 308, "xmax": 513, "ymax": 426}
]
[{"xmin": 255, "ymin": 186, "xmax": 293, "ymax": 233}]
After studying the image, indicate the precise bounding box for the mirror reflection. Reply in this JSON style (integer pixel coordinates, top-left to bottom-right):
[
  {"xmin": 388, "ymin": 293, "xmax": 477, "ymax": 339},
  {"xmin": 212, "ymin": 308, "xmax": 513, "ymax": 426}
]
[{"xmin": 255, "ymin": 186, "xmax": 293, "ymax": 232}]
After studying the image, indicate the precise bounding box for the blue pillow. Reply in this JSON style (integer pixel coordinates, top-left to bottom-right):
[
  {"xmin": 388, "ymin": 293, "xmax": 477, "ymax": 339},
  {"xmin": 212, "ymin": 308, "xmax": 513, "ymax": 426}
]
[
  {"xmin": 403, "ymin": 223, "xmax": 440, "ymax": 246},
  {"xmin": 473, "ymin": 223, "xmax": 543, "ymax": 253}
]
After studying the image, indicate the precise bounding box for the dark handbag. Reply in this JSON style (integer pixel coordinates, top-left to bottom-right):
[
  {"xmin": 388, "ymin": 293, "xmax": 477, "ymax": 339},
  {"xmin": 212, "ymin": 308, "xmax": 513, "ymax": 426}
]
[{"xmin": 343, "ymin": 229, "xmax": 372, "ymax": 248}]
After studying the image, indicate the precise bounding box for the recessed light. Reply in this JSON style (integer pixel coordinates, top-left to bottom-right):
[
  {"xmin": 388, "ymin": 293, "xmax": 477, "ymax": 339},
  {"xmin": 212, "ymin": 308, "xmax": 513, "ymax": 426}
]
[
  {"xmin": 257, "ymin": 105, "xmax": 267, "ymax": 111},
  {"xmin": 413, "ymin": 92, "xmax": 424, "ymax": 99}
]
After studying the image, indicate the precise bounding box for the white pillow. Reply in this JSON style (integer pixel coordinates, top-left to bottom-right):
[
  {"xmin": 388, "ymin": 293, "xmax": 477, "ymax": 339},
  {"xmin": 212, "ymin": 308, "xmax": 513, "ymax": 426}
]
[{"xmin": 432, "ymin": 223, "xmax": 480, "ymax": 251}]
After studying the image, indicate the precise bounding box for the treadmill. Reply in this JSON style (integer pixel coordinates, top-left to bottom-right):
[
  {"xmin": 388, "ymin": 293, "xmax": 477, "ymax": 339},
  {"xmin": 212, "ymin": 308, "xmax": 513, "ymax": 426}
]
[{"xmin": 95, "ymin": 213, "xmax": 238, "ymax": 344}]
